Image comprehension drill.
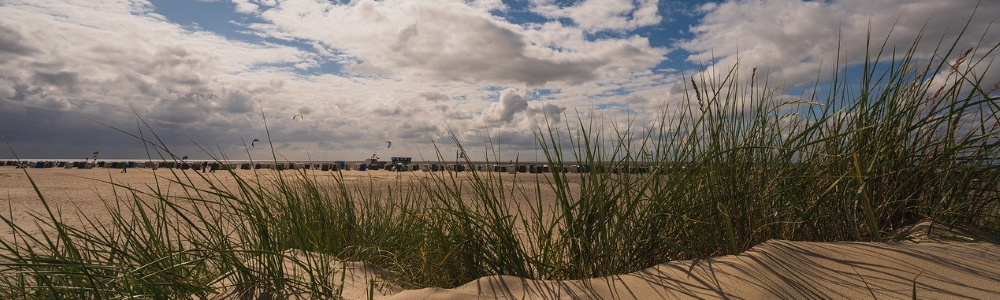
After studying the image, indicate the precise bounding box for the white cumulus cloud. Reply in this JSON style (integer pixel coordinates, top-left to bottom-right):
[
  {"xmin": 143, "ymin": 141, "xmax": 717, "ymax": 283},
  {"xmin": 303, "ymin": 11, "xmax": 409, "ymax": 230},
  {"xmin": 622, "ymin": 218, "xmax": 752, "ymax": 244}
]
[
  {"xmin": 679, "ymin": 0, "xmax": 1000, "ymax": 89},
  {"xmin": 241, "ymin": 0, "xmax": 667, "ymax": 86}
]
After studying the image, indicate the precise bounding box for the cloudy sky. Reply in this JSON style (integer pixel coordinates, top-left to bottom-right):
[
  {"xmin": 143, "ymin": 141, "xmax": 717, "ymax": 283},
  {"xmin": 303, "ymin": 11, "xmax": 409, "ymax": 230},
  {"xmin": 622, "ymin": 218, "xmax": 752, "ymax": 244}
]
[{"xmin": 1, "ymin": 0, "xmax": 997, "ymax": 161}]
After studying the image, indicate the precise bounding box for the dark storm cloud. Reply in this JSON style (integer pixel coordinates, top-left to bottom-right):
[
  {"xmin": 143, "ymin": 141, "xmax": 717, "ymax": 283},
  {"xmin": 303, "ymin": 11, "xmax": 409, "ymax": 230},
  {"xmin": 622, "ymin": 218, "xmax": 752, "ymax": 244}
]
[
  {"xmin": 147, "ymin": 93, "xmax": 214, "ymax": 126},
  {"xmin": 0, "ymin": 23, "xmax": 34, "ymax": 58},
  {"xmin": 218, "ymin": 89, "xmax": 255, "ymax": 114},
  {"xmin": 0, "ymin": 0, "xmax": 330, "ymax": 159},
  {"xmin": 33, "ymin": 71, "xmax": 80, "ymax": 92},
  {"xmin": 0, "ymin": 100, "xmax": 148, "ymax": 159},
  {"xmin": 8, "ymin": 82, "xmax": 42, "ymax": 102}
]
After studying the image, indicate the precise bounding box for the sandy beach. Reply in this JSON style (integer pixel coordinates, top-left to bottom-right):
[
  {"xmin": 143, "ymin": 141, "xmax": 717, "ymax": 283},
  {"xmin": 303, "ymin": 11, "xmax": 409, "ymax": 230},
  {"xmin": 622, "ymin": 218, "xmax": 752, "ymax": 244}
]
[{"xmin": 2, "ymin": 166, "xmax": 999, "ymax": 299}]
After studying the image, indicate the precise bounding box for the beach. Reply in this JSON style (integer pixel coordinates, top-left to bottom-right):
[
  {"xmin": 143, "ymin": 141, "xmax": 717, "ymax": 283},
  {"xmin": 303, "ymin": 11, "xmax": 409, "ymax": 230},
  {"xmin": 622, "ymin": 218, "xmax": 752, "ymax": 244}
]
[{"xmin": 2, "ymin": 166, "xmax": 998, "ymax": 299}]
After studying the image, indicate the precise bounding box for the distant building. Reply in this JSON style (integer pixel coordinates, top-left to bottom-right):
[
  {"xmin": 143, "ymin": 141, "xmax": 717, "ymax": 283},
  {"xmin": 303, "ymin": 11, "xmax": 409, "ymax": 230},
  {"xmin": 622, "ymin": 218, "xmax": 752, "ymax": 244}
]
[{"xmin": 391, "ymin": 157, "xmax": 412, "ymax": 165}]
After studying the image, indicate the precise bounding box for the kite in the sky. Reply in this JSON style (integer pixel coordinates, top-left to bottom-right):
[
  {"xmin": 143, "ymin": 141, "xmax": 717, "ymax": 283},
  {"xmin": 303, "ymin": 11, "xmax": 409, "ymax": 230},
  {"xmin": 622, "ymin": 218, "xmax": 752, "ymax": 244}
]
[
  {"xmin": 252, "ymin": 139, "xmax": 260, "ymax": 147},
  {"xmin": 386, "ymin": 141, "xmax": 392, "ymax": 148},
  {"xmin": 293, "ymin": 114, "xmax": 304, "ymax": 120}
]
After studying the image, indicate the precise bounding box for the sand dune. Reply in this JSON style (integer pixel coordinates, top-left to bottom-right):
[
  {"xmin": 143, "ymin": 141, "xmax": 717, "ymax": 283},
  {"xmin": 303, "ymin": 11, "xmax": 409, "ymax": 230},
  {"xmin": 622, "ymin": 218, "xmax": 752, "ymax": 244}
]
[
  {"xmin": 3, "ymin": 167, "xmax": 999, "ymax": 299},
  {"xmin": 260, "ymin": 231, "xmax": 997, "ymax": 300}
]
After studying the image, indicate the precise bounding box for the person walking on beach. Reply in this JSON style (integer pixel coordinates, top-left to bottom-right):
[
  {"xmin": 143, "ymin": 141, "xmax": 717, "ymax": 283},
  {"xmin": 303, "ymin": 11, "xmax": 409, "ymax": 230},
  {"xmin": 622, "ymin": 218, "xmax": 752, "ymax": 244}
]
[
  {"xmin": 202, "ymin": 161, "xmax": 208, "ymax": 173},
  {"xmin": 121, "ymin": 164, "xmax": 128, "ymax": 173}
]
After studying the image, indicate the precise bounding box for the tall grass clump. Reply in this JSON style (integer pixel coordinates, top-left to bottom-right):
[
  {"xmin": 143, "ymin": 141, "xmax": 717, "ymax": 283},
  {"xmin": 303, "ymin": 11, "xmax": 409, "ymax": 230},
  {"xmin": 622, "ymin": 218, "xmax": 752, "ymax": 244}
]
[
  {"xmin": 0, "ymin": 18, "xmax": 997, "ymax": 297},
  {"xmin": 419, "ymin": 21, "xmax": 999, "ymax": 281},
  {"xmin": 0, "ymin": 129, "xmax": 448, "ymax": 298},
  {"xmin": 0, "ymin": 158, "xmax": 218, "ymax": 298}
]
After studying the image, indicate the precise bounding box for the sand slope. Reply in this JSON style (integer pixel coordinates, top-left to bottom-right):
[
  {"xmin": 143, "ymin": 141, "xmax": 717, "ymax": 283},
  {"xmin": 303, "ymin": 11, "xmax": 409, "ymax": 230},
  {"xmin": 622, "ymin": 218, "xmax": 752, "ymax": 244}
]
[
  {"xmin": 357, "ymin": 238, "xmax": 995, "ymax": 300},
  {"xmin": 262, "ymin": 229, "xmax": 998, "ymax": 300}
]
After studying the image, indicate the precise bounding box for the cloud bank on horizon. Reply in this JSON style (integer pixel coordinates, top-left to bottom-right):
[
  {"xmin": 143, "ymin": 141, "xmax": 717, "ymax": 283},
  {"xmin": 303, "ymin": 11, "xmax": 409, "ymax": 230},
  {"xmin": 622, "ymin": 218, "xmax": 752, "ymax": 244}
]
[{"xmin": 0, "ymin": 0, "xmax": 997, "ymax": 160}]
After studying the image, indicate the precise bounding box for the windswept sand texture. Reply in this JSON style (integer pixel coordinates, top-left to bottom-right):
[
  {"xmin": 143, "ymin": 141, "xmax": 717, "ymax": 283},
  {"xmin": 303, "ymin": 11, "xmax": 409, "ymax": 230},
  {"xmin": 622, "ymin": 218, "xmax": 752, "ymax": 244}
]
[
  {"xmin": 249, "ymin": 224, "xmax": 1000, "ymax": 300},
  {"xmin": 3, "ymin": 167, "xmax": 999, "ymax": 299},
  {"xmin": 378, "ymin": 239, "xmax": 1000, "ymax": 299}
]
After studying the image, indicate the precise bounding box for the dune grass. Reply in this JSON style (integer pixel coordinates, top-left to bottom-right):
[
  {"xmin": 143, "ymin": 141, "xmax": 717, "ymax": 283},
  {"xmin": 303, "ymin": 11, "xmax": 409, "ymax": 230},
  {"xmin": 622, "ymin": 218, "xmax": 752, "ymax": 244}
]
[{"xmin": 0, "ymin": 23, "xmax": 998, "ymax": 298}]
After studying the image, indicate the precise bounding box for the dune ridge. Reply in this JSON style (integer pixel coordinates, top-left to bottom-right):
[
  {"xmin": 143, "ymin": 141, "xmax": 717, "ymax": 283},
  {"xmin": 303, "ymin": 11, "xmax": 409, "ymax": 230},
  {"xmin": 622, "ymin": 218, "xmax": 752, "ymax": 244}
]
[{"xmin": 255, "ymin": 223, "xmax": 1000, "ymax": 300}]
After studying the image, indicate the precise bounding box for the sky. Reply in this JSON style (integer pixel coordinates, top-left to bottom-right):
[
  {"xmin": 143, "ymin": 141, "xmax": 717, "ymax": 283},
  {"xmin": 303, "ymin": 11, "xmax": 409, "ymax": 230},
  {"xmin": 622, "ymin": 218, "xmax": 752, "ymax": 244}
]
[{"xmin": 0, "ymin": 0, "xmax": 998, "ymax": 161}]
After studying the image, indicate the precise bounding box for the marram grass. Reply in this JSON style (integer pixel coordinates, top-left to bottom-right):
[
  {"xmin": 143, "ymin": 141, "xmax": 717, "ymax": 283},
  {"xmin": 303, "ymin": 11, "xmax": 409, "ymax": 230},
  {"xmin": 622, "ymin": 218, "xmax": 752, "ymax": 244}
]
[{"xmin": 1, "ymin": 25, "xmax": 999, "ymax": 298}]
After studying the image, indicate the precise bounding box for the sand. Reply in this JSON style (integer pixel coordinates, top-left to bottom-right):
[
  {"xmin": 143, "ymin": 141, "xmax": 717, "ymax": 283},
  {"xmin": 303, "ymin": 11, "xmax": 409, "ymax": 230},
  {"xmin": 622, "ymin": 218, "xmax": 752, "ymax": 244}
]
[
  {"xmin": 371, "ymin": 240, "xmax": 999, "ymax": 299},
  {"xmin": 2, "ymin": 167, "xmax": 999, "ymax": 299}
]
